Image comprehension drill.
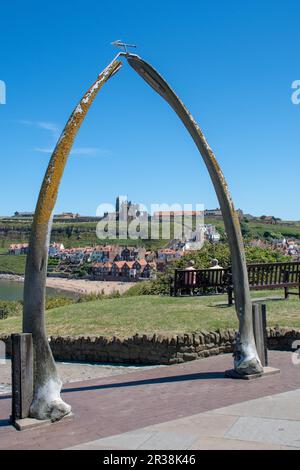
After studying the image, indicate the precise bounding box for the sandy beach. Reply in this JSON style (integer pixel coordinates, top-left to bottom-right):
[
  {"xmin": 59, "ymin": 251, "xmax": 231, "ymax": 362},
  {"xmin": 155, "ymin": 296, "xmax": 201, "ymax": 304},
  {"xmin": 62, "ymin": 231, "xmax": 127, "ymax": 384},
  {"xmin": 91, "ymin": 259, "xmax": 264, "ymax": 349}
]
[
  {"xmin": 0, "ymin": 274, "xmax": 135, "ymax": 296},
  {"xmin": 46, "ymin": 277, "xmax": 136, "ymax": 295}
]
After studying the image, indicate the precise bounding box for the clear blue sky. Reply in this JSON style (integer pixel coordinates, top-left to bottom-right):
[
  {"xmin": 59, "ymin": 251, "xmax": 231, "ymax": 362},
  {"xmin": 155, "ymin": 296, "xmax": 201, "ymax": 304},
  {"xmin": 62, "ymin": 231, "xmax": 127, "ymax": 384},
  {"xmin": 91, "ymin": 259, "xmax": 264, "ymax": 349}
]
[{"xmin": 0, "ymin": 0, "xmax": 299, "ymax": 219}]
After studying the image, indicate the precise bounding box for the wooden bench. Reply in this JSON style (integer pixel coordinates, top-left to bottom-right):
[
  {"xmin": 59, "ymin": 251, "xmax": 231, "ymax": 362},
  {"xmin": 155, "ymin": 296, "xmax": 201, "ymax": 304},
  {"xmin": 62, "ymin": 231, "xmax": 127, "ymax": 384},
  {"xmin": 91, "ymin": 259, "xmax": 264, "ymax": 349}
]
[
  {"xmin": 173, "ymin": 267, "xmax": 229, "ymax": 296},
  {"xmin": 227, "ymin": 261, "xmax": 300, "ymax": 305},
  {"xmin": 173, "ymin": 261, "xmax": 300, "ymax": 305}
]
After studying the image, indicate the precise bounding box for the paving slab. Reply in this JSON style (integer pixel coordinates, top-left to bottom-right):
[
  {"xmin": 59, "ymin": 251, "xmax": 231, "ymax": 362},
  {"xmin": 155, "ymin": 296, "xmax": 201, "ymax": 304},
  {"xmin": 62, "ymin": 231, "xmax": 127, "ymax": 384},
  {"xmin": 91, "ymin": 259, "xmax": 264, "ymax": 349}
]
[
  {"xmin": 210, "ymin": 389, "xmax": 300, "ymax": 420},
  {"xmin": 144, "ymin": 412, "xmax": 238, "ymax": 438},
  {"xmin": 225, "ymin": 416, "xmax": 300, "ymax": 448},
  {"xmin": 138, "ymin": 431, "xmax": 196, "ymax": 450},
  {"xmin": 73, "ymin": 431, "xmax": 155, "ymax": 450},
  {"xmin": 189, "ymin": 436, "xmax": 297, "ymax": 450}
]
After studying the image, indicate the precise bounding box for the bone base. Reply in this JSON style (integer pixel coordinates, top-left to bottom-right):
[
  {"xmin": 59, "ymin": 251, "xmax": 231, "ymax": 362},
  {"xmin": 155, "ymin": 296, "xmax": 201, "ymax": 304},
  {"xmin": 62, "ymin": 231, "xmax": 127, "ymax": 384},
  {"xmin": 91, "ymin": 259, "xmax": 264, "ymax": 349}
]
[
  {"xmin": 12, "ymin": 412, "xmax": 73, "ymax": 431},
  {"xmin": 29, "ymin": 377, "xmax": 72, "ymax": 421},
  {"xmin": 225, "ymin": 366, "xmax": 280, "ymax": 380}
]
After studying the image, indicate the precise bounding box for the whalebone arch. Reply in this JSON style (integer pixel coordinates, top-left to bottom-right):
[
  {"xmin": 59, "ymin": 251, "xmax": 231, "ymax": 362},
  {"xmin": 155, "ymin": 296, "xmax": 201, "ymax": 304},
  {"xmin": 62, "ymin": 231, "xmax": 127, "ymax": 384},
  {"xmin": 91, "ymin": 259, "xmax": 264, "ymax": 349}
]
[{"xmin": 23, "ymin": 53, "xmax": 262, "ymax": 422}]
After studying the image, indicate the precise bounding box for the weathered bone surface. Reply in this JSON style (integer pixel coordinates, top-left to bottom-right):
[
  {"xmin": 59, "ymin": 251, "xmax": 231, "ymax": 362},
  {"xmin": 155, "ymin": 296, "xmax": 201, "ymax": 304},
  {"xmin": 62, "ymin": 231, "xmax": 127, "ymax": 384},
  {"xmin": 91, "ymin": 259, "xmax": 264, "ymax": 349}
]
[
  {"xmin": 126, "ymin": 55, "xmax": 262, "ymax": 375},
  {"xmin": 23, "ymin": 57, "xmax": 122, "ymax": 420}
]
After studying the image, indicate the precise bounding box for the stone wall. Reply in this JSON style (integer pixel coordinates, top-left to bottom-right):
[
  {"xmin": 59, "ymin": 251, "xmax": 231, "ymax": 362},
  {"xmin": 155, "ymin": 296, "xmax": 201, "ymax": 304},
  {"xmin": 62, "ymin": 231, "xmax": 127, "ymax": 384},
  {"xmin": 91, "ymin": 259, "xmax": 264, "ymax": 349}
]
[{"xmin": 1, "ymin": 327, "xmax": 300, "ymax": 365}]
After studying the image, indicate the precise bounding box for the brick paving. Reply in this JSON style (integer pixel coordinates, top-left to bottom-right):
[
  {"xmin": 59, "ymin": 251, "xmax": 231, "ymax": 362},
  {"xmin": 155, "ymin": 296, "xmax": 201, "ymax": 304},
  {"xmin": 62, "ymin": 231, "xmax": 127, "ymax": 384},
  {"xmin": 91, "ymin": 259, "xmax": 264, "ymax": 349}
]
[
  {"xmin": 0, "ymin": 351, "xmax": 299, "ymax": 450},
  {"xmin": 1, "ymin": 359, "xmax": 163, "ymax": 394}
]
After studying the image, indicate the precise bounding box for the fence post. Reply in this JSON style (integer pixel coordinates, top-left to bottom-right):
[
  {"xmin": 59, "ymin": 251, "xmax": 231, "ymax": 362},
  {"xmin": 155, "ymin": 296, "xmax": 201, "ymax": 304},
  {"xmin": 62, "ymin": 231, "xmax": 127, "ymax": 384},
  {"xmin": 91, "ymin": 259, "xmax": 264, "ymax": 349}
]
[
  {"xmin": 11, "ymin": 333, "xmax": 33, "ymax": 423},
  {"xmin": 252, "ymin": 303, "xmax": 268, "ymax": 367}
]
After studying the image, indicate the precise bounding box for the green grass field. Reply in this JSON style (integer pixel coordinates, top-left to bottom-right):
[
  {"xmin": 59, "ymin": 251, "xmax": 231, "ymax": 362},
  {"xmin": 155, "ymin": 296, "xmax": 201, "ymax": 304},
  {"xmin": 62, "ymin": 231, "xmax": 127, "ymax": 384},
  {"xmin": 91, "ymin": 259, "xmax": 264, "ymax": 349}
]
[
  {"xmin": 0, "ymin": 254, "xmax": 26, "ymax": 274},
  {"xmin": 1, "ymin": 290, "xmax": 299, "ymax": 337}
]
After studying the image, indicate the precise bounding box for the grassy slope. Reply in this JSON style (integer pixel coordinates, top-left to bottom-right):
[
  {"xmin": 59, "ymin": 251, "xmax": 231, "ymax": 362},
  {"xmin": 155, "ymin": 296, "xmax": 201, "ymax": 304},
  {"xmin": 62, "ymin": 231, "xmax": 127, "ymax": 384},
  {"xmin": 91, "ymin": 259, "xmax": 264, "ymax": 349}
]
[
  {"xmin": 0, "ymin": 218, "xmax": 168, "ymax": 250},
  {"xmin": 1, "ymin": 290, "xmax": 299, "ymax": 337},
  {"xmin": 205, "ymin": 217, "xmax": 300, "ymax": 239},
  {"xmin": 0, "ymin": 254, "xmax": 26, "ymax": 274}
]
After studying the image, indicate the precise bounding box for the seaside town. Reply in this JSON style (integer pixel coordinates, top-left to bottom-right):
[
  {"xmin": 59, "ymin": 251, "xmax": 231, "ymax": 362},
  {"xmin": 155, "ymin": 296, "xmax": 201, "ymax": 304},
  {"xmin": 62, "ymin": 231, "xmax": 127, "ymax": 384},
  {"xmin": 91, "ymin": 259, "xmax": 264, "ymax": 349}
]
[
  {"xmin": 6, "ymin": 196, "xmax": 300, "ymax": 283},
  {"xmin": 5, "ymin": 196, "xmax": 212, "ymax": 280}
]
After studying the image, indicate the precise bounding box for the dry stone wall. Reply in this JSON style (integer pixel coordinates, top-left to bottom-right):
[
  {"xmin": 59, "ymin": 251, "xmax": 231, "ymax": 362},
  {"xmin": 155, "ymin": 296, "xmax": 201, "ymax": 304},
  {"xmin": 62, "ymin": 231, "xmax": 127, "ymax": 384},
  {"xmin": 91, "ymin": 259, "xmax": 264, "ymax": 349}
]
[{"xmin": 1, "ymin": 327, "xmax": 300, "ymax": 365}]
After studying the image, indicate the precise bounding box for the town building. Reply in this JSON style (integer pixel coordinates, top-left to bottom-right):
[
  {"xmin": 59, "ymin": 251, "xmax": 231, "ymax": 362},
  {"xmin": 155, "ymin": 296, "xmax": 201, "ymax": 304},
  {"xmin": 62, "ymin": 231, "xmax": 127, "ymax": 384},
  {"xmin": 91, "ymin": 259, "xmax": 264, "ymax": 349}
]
[
  {"xmin": 13, "ymin": 212, "xmax": 34, "ymax": 218},
  {"xmin": 91, "ymin": 259, "xmax": 154, "ymax": 280},
  {"xmin": 204, "ymin": 208, "xmax": 222, "ymax": 217},
  {"xmin": 260, "ymin": 215, "xmax": 277, "ymax": 224},
  {"xmin": 49, "ymin": 242, "xmax": 65, "ymax": 257},
  {"xmin": 104, "ymin": 196, "xmax": 148, "ymax": 224},
  {"xmin": 54, "ymin": 212, "xmax": 80, "ymax": 219},
  {"xmin": 204, "ymin": 224, "xmax": 221, "ymax": 243},
  {"xmin": 152, "ymin": 210, "xmax": 203, "ymax": 219},
  {"xmin": 89, "ymin": 245, "xmax": 120, "ymax": 263},
  {"xmin": 8, "ymin": 243, "xmax": 29, "ymax": 255}
]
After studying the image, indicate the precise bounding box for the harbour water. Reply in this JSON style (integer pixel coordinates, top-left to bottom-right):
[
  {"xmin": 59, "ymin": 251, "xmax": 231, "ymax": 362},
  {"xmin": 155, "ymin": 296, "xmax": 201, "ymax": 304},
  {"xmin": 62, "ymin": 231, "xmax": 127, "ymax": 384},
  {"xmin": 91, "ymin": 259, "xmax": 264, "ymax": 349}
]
[{"xmin": 0, "ymin": 279, "xmax": 73, "ymax": 301}]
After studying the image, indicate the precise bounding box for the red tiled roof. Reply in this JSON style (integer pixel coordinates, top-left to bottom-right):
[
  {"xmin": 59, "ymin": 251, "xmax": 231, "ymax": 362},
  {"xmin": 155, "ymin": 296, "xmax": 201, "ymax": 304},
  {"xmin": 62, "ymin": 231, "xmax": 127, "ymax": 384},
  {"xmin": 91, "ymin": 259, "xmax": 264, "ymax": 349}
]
[
  {"xmin": 126, "ymin": 261, "xmax": 135, "ymax": 268},
  {"xmin": 114, "ymin": 261, "xmax": 128, "ymax": 268},
  {"xmin": 92, "ymin": 262, "xmax": 113, "ymax": 268},
  {"xmin": 136, "ymin": 259, "xmax": 148, "ymax": 266}
]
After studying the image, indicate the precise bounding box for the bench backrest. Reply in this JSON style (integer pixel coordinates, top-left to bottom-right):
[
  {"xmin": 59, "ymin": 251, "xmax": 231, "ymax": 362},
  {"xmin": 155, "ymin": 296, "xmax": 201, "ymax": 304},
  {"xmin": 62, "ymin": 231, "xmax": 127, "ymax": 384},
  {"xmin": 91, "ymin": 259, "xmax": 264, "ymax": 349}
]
[
  {"xmin": 174, "ymin": 268, "xmax": 229, "ymax": 289},
  {"xmin": 247, "ymin": 262, "xmax": 300, "ymax": 288},
  {"xmin": 174, "ymin": 261, "xmax": 300, "ymax": 291}
]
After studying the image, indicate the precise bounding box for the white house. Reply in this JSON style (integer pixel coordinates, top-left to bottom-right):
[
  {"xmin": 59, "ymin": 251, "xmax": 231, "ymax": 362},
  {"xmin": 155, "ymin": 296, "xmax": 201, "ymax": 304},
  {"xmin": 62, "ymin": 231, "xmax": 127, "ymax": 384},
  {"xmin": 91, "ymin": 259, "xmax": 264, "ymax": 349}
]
[{"xmin": 204, "ymin": 224, "xmax": 221, "ymax": 243}]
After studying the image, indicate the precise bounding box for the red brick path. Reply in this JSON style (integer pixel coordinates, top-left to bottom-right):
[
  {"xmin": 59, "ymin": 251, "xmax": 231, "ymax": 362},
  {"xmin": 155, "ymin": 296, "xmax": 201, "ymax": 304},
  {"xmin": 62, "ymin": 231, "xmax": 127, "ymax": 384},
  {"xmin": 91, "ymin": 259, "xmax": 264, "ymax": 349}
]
[{"xmin": 0, "ymin": 351, "xmax": 299, "ymax": 450}]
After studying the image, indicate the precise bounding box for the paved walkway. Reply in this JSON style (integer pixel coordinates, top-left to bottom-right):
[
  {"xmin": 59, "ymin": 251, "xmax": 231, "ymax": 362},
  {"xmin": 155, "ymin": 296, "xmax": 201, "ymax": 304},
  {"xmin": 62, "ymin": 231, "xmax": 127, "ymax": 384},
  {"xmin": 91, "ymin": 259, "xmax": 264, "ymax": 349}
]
[
  {"xmin": 1, "ymin": 351, "xmax": 300, "ymax": 450},
  {"xmin": 67, "ymin": 389, "xmax": 300, "ymax": 450},
  {"xmin": 0, "ymin": 359, "xmax": 163, "ymax": 395}
]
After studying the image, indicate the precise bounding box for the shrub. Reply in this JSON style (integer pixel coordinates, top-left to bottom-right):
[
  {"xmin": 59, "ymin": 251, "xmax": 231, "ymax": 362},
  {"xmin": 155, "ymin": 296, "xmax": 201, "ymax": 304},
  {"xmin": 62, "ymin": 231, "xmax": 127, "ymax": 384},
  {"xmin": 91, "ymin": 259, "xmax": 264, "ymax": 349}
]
[
  {"xmin": 73, "ymin": 268, "xmax": 88, "ymax": 278},
  {"xmin": 125, "ymin": 274, "xmax": 172, "ymax": 296},
  {"xmin": 48, "ymin": 258, "xmax": 60, "ymax": 266},
  {"xmin": 0, "ymin": 300, "xmax": 23, "ymax": 318},
  {"xmin": 245, "ymin": 246, "xmax": 289, "ymax": 264},
  {"xmin": 76, "ymin": 290, "xmax": 121, "ymax": 303},
  {"xmin": 76, "ymin": 291, "xmax": 105, "ymax": 303},
  {"xmin": 45, "ymin": 296, "xmax": 75, "ymax": 310}
]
